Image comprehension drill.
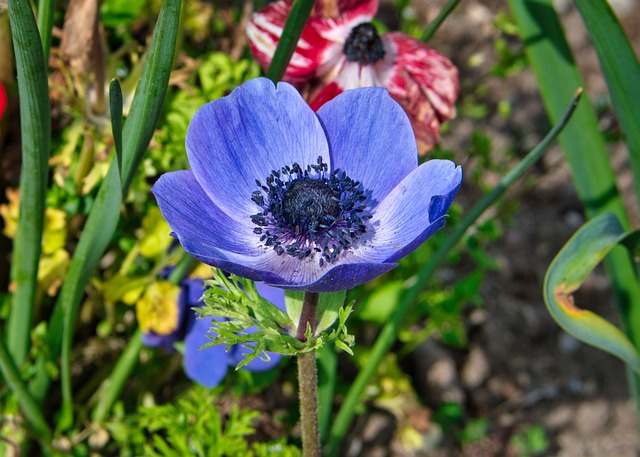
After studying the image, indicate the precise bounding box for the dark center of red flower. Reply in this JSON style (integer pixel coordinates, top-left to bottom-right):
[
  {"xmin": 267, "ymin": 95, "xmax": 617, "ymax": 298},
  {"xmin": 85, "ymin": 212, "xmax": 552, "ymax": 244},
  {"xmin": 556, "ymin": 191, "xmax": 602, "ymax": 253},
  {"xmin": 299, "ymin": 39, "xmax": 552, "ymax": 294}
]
[
  {"xmin": 343, "ymin": 22, "xmax": 385, "ymax": 65},
  {"xmin": 251, "ymin": 157, "xmax": 370, "ymax": 266}
]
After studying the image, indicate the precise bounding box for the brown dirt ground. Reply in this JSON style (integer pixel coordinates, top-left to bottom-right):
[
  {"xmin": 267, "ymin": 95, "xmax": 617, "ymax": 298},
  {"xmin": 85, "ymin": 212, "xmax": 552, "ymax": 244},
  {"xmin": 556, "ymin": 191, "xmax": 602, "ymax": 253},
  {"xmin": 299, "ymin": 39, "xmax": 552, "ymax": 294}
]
[
  {"xmin": 338, "ymin": 0, "xmax": 640, "ymax": 455},
  {"xmin": 384, "ymin": 0, "xmax": 640, "ymax": 455}
]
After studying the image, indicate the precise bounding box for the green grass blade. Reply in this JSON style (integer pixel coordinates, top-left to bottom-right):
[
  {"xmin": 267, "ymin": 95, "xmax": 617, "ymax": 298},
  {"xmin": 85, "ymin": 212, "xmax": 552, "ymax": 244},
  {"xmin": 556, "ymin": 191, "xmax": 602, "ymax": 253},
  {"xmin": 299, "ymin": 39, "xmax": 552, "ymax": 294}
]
[
  {"xmin": 109, "ymin": 79, "xmax": 124, "ymax": 182},
  {"xmin": 6, "ymin": 0, "xmax": 51, "ymax": 367},
  {"xmin": 265, "ymin": 0, "xmax": 315, "ymax": 83},
  {"xmin": 327, "ymin": 89, "xmax": 584, "ymax": 456},
  {"xmin": 90, "ymin": 328, "xmax": 145, "ymax": 424},
  {"xmin": 509, "ymin": 0, "xmax": 640, "ymax": 426},
  {"xmin": 507, "ymin": 0, "xmax": 627, "ymax": 222},
  {"xmin": 0, "ymin": 331, "xmax": 52, "ymax": 442},
  {"xmin": 573, "ymin": 0, "xmax": 640, "ymax": 206},
  {"xmin": 543, "ymin": 212, "xmax": 640, "ymax": 375},
  {"xmin": 119, "ymin": 0, "xmax": 181, "ymax": 190},
  {"xmin": 29, "ymin": 0, "xmax": 182, "ymax": 427},
  {"xmin": 37, "ymin": 0, "xmax": 55, "ymax": 64},
  {"xmin": 421, "ymin": 0, "xmax": 461, "ymax": 42}
]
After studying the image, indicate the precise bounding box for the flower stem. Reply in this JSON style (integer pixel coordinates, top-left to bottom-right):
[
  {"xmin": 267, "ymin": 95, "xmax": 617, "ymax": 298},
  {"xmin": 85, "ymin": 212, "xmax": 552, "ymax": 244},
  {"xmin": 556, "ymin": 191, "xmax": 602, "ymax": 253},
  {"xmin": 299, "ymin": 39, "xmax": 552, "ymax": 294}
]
[
  {"xmin": 298, "ymin": 350, "xmax": 321, "ymax": 457},
  {"xmin": 297, "ymin": 292, "xmax": 320, "ymax": 457},
  {"xmin": 296, "ymin": 291, "xmax": 318, "ymax": 341}
]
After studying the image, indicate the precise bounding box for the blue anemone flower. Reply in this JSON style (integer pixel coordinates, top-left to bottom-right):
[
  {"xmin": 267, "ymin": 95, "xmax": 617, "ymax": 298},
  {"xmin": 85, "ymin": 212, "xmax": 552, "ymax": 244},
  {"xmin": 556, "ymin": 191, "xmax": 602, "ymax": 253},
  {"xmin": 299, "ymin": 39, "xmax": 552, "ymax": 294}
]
[
  {"xmin": 142, "ymin": 278, "xmax": 285, "ymax": 388},
  {"xmin": 153, "ymin": 78, "xmax": 462, "ymax": 293}
]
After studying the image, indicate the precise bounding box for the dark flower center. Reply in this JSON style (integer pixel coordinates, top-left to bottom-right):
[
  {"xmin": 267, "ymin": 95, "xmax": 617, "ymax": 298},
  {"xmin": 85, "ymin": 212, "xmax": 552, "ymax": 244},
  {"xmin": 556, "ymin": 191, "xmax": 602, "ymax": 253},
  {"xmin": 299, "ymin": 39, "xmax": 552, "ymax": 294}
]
[
  {"xmin": 251, "ymin": 157, "xmax": 370, "ymax": 266},
  {"xmin": 343, "ymin": 22, "xmax": 385, "ymax": 65},
  {"xmin": 282, "ymin": 178, "xmax": 341, "ymax": 227}
]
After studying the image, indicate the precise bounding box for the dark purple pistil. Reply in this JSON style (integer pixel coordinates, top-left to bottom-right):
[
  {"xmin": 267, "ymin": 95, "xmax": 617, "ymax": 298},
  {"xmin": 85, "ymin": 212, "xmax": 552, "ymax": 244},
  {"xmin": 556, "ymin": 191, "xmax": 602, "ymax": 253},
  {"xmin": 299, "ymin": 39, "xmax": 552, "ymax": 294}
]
[
  {"xmin": 283, "ymin": 178, "xmax": 341, "ymax": 228},
  {"xmin": 343, "ymin": 22, "xmax": 385, "ymax": 65},
  {"xmin": 251, "ymin": 157, "xmax": 370, "ymax": 266}
]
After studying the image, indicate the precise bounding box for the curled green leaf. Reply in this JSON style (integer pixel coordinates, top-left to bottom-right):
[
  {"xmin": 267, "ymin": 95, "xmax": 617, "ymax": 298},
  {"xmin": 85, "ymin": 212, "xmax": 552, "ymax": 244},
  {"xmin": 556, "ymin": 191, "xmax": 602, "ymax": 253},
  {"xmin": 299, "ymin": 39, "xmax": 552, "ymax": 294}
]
[{"xmin": 543, "ymin": 212, "xmax": 640, "ymax": 374}]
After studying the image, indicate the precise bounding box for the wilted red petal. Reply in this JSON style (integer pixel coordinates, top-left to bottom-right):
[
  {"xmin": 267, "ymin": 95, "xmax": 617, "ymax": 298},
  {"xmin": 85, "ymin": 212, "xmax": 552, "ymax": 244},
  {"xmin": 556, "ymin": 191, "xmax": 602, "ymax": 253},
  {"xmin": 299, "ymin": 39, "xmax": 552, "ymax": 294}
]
[
  {"xmin": 247, "ymin": 0, "xmax": 458, "ymax": 153},
  {"xmin": 0, "ymin": 82, "xmax": 6, "ymax": 121},
  {"xmin": 247, "ymin": 0, "xmax": 378, "ymax": 84},
  {"xmin": 247, "ymin": 0, "xmax": 336, "ymax": 84},
  {"xmin": 308, "ymin": 81, "xmax": 344, "ymax": 111},
  {"xmin": 283, "ymin": 0, "xmax": 377, "ymax": 17},
  {"xmin": 384, "ymin": 32, "xmax": 459, "ymax": 152}
]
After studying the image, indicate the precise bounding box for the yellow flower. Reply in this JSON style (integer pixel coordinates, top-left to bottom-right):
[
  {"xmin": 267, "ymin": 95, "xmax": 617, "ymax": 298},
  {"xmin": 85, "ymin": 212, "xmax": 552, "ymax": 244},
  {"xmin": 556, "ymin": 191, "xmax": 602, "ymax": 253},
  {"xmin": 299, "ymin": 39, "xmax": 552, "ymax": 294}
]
[
  {"xmin": 136, "ymin": 282, "xmax": 181, "ymax": 335},
  {"xmin": 137, "ymin": 206, "xmax": 173, "ymax": 258},
  {"xmin": 0, "ymin": 188, "xmax": 19, "ymax": 238}
]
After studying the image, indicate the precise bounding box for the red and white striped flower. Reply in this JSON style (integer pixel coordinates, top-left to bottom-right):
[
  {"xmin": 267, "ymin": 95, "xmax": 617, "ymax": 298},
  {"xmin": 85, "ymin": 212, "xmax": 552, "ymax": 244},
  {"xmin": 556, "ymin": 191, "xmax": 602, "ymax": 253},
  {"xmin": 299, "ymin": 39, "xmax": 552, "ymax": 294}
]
[{"xmin": 247, "ymin": 0, "xmax": 459, "ymax": 153}]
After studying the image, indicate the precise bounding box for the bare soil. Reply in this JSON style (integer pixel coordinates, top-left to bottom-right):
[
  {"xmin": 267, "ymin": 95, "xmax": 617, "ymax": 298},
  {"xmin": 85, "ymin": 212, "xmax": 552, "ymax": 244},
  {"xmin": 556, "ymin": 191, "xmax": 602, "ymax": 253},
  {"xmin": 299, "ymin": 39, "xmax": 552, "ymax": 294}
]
[{"xmin": 365, "ymin": 0, "xmax": 640, "ymax": 455}]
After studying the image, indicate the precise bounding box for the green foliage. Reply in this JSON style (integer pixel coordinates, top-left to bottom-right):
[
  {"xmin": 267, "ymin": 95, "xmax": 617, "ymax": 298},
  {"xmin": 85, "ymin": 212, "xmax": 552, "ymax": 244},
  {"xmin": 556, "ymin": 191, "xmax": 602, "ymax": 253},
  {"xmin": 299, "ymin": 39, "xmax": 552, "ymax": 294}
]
[
  {"xmin": 490, "ymin": 11, "xmax": 526, "ymax": 78},
  {"xmin": 509, "ymin": 425, "xmax": 549, "ymax": 457},
  {"xmin": 105, "ymin": 386, "xmax": 301, "ymax": 456},
  {"xmin": 201, "ymin": 270, "xmax": 355, "ymax": 366},
  {"xmin": 101, "ymin": 0, "xmax": 147, "ymax": 27},
  {"xmin": 459, "ymin": 418, "xmax": 489, "ymax": 444}
]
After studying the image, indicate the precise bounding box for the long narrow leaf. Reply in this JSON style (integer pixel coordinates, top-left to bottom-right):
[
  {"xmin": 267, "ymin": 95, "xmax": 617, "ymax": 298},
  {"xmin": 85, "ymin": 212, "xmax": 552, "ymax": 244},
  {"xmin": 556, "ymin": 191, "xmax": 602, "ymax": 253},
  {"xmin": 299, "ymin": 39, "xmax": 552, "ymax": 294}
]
[
  {"xmin": 7, "ymin": 0, "xmax": 51, "ymax": 367},
  {"xmin": 421, "ymin": 0, "xmax": 461, "ymax": 42},
  {"xmin": 573, "ymin": 0, "xmax": 640, "ymax": 207},
  {"xmin": 543, "ymin": 213, "xmax": 640, "ymax": 374},
  {"xmin": 109, "ymin": 79, "xmax": 124, "ymax": 182},
  {"xmin": 265, "ymin": 0, "xmax": 315, "ymax": 82},
  {"xmin": 37, "ymin": 0, "xmax": 55, "ymax": 64},
  {"xmin": 509, "ymin": 0, "xmax": 640, "ymax": 422},
  {"xmin": 0, "ymin": 331, "xmax": 51, "ymax": 442}
]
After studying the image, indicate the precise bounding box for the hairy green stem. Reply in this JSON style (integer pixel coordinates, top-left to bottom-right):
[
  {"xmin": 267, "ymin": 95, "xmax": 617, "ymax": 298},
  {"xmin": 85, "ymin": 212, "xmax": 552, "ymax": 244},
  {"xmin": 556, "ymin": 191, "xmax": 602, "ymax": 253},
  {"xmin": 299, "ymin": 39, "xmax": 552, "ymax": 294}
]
[
  {"xmin": 266, "ymin": 0, "xmax": 315, "ymax": 82},
  {"xmin": 298, "ymin": 351, "xmax": 320, "ymax": 457},
  {"xmin": 297, "ymin": 291, "xmax": 319, "ymax": 341},
  {"xmin": 297, "ymin": 292, "xmax": 320, "ymax": 457},
  {"xmin": 327, "ymin": 89, "xmax": 584, "ymax": 456}
]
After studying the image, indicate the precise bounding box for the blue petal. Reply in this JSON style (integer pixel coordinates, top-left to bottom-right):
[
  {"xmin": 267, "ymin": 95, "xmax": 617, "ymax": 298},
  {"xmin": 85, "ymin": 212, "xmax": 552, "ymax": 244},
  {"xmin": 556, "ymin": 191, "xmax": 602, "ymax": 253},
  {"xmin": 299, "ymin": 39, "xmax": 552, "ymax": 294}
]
[
  {"xmin": 142, "ymin": 331, "xmax": 180, "ymax": 352},
  {"xmin": 183, "ymin": 277, "xmax": 206, "ymax": 306},
  {"xmin": 355, "ymin": 159, "xmax": 462, "ymax": 263},
  {"xmin": 186, "ymin": 78, "xmax": 330, "ymax": 219},
  {"xmin": 316, "ymin": 87, "xmax": 418, "ymax": 207},
  {"xmin": 152, "ymin": 170, "xmax": 291, "ymax": 284},
  {"xmin": 254, "ymin": 281, "xmax": 287, "ymax": 311},
  {"xmin": 183, "ymin": 310, "xmax": 229, "ymax": 388},
  {"xmin": 227, "ymin": 283, "xmax": 285, "ymax": 370},
  {"xmin": 267, "ymin": 261, "xmax": 398, "ymax": 292}
]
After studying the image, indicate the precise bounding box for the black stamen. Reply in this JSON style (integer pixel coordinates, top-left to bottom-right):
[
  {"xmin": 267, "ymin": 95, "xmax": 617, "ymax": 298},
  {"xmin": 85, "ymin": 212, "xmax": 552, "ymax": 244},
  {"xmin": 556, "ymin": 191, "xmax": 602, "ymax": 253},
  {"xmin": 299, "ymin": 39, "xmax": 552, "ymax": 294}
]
[
  {"xmin": 250, "ymin": 156, "xmax": 369, "ymax": 265},
  {"xmin": 343, "ymin": 23, "xmax": 385, "ymax": 65}
]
